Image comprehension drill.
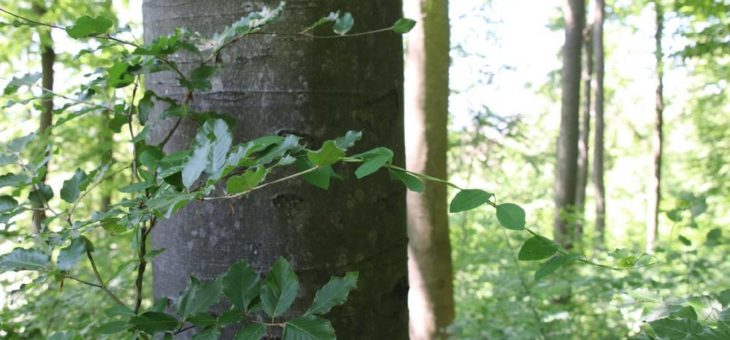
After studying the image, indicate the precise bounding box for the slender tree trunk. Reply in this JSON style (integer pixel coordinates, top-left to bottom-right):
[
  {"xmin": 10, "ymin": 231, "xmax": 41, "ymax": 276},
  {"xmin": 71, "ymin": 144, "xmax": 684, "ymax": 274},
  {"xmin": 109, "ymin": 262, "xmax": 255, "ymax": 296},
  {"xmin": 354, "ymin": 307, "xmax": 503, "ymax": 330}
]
[
  {"xmin": 575, "ymin": 24, "xmax": 593, "ymax": 246},
  {"xmin": 646, "ymin": 0, "xmax": 664, "ymax": 253},
  {"xmin": 144, "ymin": 1, "xmax": 407, "ymax": 338},
  {"xmin": 592, "ymin": 0, "xmax": 606, "ymax": 247},
  {"xmin": 31, "ymin": 3, "xmax": 55, "ymax": 234},
  {"xmin": 403, "ymin": 0, "xmax": 454, "ymax": 339},
  {"xmin": 554, "ymin": 0, "xmax": 585, "ymax": 249},
  {"xmin": 99, "ymin": 110, "xmax": 114, "ymax": 212}
]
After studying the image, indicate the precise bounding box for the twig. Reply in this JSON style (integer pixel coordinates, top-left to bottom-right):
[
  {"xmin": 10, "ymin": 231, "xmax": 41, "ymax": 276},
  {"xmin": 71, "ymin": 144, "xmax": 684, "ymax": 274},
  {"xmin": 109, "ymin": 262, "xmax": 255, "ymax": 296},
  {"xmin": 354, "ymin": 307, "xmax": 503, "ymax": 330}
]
[
  {"xmin": 86, "ymin": 250, "xmax": 128, "ymax": 308},
  {"xmin": 202, "ymin": 166, "xmax": 320, "ymax": 200}
]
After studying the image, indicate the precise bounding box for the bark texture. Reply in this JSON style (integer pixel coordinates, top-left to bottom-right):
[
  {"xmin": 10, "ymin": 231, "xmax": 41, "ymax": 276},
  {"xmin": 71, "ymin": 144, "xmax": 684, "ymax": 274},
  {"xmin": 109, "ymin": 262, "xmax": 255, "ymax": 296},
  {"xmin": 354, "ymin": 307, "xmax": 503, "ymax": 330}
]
[
  {"xmin": 646, "ymin": 0, "xmax": 664, "ymax": 252},
  {"xmin": 592, "ymin": 0, "xmax": 606, "ymax": 247},
  {"xmin": 144, "ymin": 1, "xmax": 407, "ymax": 339},
  {"xmin": 554, "ymin": 0, "xmax": 585, "ymax": 249},
  {"xmin": 403, "ymin": 0, "xmax": 454, "ymax": 339},
  {"xmin": 31, "ymin": 3, "xmax": 55, "ymax": 234},
  {"xmin": 575, "ymin": 24, "xmax": 593, "ymax": 245}
]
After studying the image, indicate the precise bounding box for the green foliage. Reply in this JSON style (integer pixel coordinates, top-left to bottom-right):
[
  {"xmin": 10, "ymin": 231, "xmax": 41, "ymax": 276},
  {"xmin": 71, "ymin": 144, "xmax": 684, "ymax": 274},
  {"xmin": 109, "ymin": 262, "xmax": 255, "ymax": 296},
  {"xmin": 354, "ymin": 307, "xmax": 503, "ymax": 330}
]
[
  {"xmin": 66, "ymin": 15, "xmax": 113, "ymax": 39},
  {"xmin": 392, "ymin": 18, "xmax": 417, "ymax": 34},
  {"xmin": 449, "ymin": 189, "xmax": 493, "ymax": 213}
]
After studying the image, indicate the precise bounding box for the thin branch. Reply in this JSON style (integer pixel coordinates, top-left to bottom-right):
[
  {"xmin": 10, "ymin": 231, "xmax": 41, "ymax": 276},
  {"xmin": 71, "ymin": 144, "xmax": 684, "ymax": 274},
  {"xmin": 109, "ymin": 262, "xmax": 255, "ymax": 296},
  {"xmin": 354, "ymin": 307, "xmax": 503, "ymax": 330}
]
[
  {"xmin": 0, "ymin": 7, "xmax": 63, "ymax": 30},
  {"xmin": 202, "ymin": 166, "xmax": 320, "ymax": 201},
  {"xmin": 86, "ymin": 250, "xmax": 128, "ymax": 308}
]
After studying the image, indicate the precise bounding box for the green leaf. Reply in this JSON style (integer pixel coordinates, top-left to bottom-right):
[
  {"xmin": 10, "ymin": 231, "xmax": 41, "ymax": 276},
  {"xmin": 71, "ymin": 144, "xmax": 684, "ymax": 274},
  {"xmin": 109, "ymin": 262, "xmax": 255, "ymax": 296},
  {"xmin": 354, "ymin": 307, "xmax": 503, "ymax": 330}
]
[
  {"xmin": 354, "ymin": 147, "xmax": 393, "ymax": 179},
  {"xmin": 305, "ymin": 272, "xmax": 358, "ymax": 316},
  {"xmin": 449, "ymin": 189, "xmax": 493, "ymax": 213},
  {"xmin": 107, "ymin": 62, "xmax": 134, "ymax": 88},
  {"xmin": 706, "ymin": 228, "xmax": 723, "ymax": 245},
  {"xmin": 666, "ymin": 209, "xmax": 683, "ymax": 222},
  {"xmin": 518, "ymin": 236, "xmax": 558, "ymax": 261},
  {"xmin": 719, "ymin": 289, "xmax": 730, "ymax": 308},
  {"xmin": 0, "ymin": 248, "xmax": 50, "ymax": 272},
  {"xmin": 678, "ymin": 234, "xmax": 692, "ymax": 246},
  {"xmin": 226, "ymin": 167, "xmax": 267, "ymax": 194},
  {"xmin": 175, "ymin": 277, "xmax": 222, "ymax": 319},
  {"xmin": 3, "ymin": 73, "xmax": 41, "ymax": 95},
  {"xmin": 105, "ymin": 304, "xmax": 135, "ymax": 318},
  {"xmin": 495, "ymin": 203, "xmax": 526, "ymax": 230},
  {"xmin": 534, "ymin": 254, "xmax": 580, "ymax": 281},
  {"xmin": 0, "ymin": 153, "xmax": 19, "ymax": 166},
  {"xmin": 333, "ymin": 12, "xmax": 354, "ymax": 35},
  {"xmin": 96, "ymin": 320, "xmax": 129, "ymax": 335},
  {"xmin": 8, "ymin": 133, "xmax": 35, "ymax": 152},
  {"xmin": 67, "ymin": 15, "xmax": 113, "ymax": 39},
  {"xmin": 129, "ymin": 312, "xmax": 178, "ymax": 335},
  {"xmin": 648, "ymin": 317, "xmax": 706, "ymax": 338},
  {"xmin": 389, "ymin": 169, "xmax": 424, "ymax": 193},
  {"xmin": 235, "ymin": 323, "xmax": 267, "ymax": 340},
  {"xmin": 282, "ymin": 317, "xmax": 335, "ymax": 340},
  {"xmin": 222, "ymin": 260, "xmax": 260, "ymax": 312},
  {"xmin": 670, "ymin": 306, "xmax": 698, "ymax": 320},
  {"xmin": 261, "ymin": 257, "xmax": 300, "ymax": 318},
  {"xmin": 307, "ymin": 141, "xmax": 344, "ymax": 167},
  {"xmin": 57, "ymin": 237, "xmax": 91, "ymax": 271},
  {"xmin": 192, "ymin": 328, "xmax": 220, "ymax": 340},
  {"xmin": 392, "ymin": 18, "xmax": 417, "ymax": 34},
  {"xmin": 60, "ymin": 169, "xmax": 88, "ymax": 203},
  {"xmin": 188, "ymin": 65, "xmax": 217, "ymax": 90},
  {"xmin": 0, "ymin": 195, "xmax": 18, "ymax": 214},
  {"xmin": 334, "ymin": 130, "xmax": 362, "ymax": 150},
  {"xmin": 296, "ymin": 158, "xmax": 333, "ymax": 190},
  {"xmin": 188, "ymin": 312, "xmax": 218, "ymax": 327},
  {"xmin": 28, "ymin": 183, "xmax": 54, "ymax": 206},
  {"xmin": 182, "ymin": 131, "xmax": 213, "ymax": 188}
]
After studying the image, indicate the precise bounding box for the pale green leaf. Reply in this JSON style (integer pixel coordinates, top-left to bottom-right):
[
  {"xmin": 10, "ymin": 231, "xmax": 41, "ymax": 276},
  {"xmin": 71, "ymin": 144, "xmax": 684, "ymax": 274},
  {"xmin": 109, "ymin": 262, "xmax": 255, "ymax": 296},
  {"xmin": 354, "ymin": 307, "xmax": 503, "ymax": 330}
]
[
  {"xmin": 0, "ymin": 248, "xmax": 50, "ymax": 272},
  {"xmin": 67, "ymin": 15, "xmax": 113, "ymax": 39}
]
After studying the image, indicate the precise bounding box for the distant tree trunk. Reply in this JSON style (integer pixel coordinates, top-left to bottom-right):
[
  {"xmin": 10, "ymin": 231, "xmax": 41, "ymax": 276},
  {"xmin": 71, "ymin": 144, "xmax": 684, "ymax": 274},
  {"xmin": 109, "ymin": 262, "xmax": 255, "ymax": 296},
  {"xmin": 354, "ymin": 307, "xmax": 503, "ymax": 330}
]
[
  {"xmin": 554, "ymin": 0, "xmax": 585, "ymax": 249},
  {"xmin": 575, "ymin": 25, "xmax": 593, "ymax": 246},
  {"xmin": 592, "ymin": 0, "xmax": 606, "ymax": 247},
  {"xmin": 31, "ymin": 3, "xmax": 55, "ymax": 234},
  {"xmin": 99, "ymin": 110, "xmax": 114, "ymax": 212},
  {"xmin": 144, "ymin": 1, "xmax": 407, "ymax": 338},
  {"xmin": 646, "ymin": 0, "xmax": 664, "ymax": 252},
  {"xmin": 403, "ymin": 0, "xmax": 454, "ymax": 339}
]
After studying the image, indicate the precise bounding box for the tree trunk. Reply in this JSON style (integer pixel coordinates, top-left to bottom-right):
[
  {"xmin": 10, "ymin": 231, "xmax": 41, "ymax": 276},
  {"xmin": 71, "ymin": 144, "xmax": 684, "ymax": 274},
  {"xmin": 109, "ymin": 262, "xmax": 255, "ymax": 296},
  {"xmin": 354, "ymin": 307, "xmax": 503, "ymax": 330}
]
[
  {"xmin": 575, "ymin": 25, "xmax": 592, "ymax": 246},
  {"xmin": 554, "ymin": 0, "xmax": 585, "ymax": 249},
  {"xmin": 403, "ymin": 0, "xmax": 454, "ymax": 339},
  {"xmin": 144, "ymin": 1, "xmax": 407, "ymax": 339},
  {"xmin": 646, "ymin": 0, "xmax": 664, "ymax": 253},
  {"xmin": 592, "ymin": 0, "xmax": 606, "ymax": 247},
  {"xmin": 31, "ymin": 3, "xmax": 55, "ymax": 234}
]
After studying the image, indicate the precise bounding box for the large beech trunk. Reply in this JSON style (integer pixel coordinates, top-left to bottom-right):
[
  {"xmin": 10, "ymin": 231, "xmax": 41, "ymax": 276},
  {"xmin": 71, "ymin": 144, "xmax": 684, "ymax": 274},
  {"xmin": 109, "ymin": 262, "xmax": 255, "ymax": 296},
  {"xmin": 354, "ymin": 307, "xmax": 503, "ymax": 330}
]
[{"xmin": 144, "ymin": 1, "xmax": 407, "ymax": 338}]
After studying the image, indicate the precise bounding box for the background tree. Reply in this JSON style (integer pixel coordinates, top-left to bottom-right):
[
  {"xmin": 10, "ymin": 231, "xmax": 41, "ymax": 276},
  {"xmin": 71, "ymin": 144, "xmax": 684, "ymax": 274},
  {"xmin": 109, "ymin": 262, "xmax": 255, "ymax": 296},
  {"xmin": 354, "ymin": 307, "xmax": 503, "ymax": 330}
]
[
  {"xmin": 554, "ymin": 0, "xmax": 585, "ymax": 248},
  {"xmin": 575, "ymin": 23, "xmax": 592, "ymax": 245},
  {"xmin": 403, "ymin": 0, "xmax": 454, "ymax": 338},
  {"xmin": 592, "ymin": 0, "xmax": 605, "ymax": 246},
  {"xmin": 143, "ymin": 0, "xmax": 408, "ymax": 338},
  {"xmin": 645, "ymin": 0, "xmax": 663, "ymax": 252}
]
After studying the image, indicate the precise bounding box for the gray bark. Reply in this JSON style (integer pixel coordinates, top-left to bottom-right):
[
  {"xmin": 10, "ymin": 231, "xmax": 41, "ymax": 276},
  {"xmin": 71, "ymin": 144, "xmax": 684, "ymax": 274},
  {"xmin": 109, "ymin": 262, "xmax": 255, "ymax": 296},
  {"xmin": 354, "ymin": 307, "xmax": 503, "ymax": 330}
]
[
  {"xmin": 404, "ymin": 0, "xmax": 454, "ymax": 339},
  {"xmin": 554, "ymin": 0, "xmax": 585, "ymax": 249},
  {"xmin": 31, "ymin": 3, "xmax": 55, "ymax": 234},
  {"xmin": 143, "ymin": 1, "xmax": 407, "ymax": 338},
  {"xmin": 646, "ymin": 0, "xmax": 663, "ymax": 252},
  {"xmin": 575, "ymin": 25, "xmax": 592, "ymax": 246},
  {"xmin": 593, "ymin": 0, "xmax": 606, "ymax": 247}
]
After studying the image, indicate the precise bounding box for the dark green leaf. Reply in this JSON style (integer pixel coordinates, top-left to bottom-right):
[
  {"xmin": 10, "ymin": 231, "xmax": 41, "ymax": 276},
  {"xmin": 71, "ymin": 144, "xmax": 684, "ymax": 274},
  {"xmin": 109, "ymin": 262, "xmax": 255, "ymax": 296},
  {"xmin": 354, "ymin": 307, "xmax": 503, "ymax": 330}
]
[
  {"xmin": 57, "ymin": 237, "xmax": 90, "ymax": 271},
  {"xmin": 4, "ymin": 73, "xmax": 41, "ymax": 95},
  {"xmin": 0, "ymin": 173, "xmax": 27, "ymax": 190},
  {"xmin": 28, "ymin": 183, "xmax": 54, "ymax": 207},
  {"xmin": 188, "ymin": 313, "xmax": 217, "ymax": 327},
  {"xmin": 60, "ymin": 169, "xmax": 88, "ymax": 203},
  {"xmin": 67, "ymin": 15, "xmax": 113, "ymax": 39},
  {"xmin": 0, "ymin": 248, "xmax": 50, "ymax": 272},
  {"xmin": 496, "ymin": 203, "xmax": 526, "ymax": 230},
  {"xmin": 222, "ymin": 260, "xmax": 260, "ymax": 312},
  {"xmin": 175, "ymin": 277, "xmax": 222, "ymax": 319},
  {"xmin": 449, "ymin": 189, "xmax": 493, "ymax": 213},
  {"xmin": 518, "ymin": 236, "xmax": 558, "ymax": 261},
  {"xmin": 670, "ymin": 306, "xmax": 698, "ymax": 320},
  {"xmin": 188, "ymin": 65, "xmax": 217, "ymax": 90},
  {"xmin": 305, "ymin": 272, "xmax": 358, "ymax": 316},
  {"xmin": 534, "ymin": 254, "xmax": 580, "ymax": 281},
  {"xmin": 307, "ymin": 141, "xmax": 344, "ymax": 167},
  {"xmin": 235, "ymin": 323, "xmax": 267, "ymax": 340},
  {"xmin": 719, "ymin": 289, "xmax": 730, "ymax": 308},
  {"xmin": 192, "ymin": 329, "xmax": 220, "ymax": 340},
  {"xmin": 96, "ymin": 320, "xmax": 129, "ymax": 335},
  {"xmin": 678, "ymin": 235, "xmax": 692, "ymax": 246},
  {"xmin": 392, "ymin": 18, "xmax": 417, "ymax": 34},
  {"xmin": 261, "ymin": 257, "xmax": 299, "ymax": 318},
  {"xmin": 105, "ymin": 304, "xmax": 135, "ymax": 318},
  {"xmin": 0, "ymin": 195, "xmax": 18, "ymax": 214},
  {"xmin": 107, "ymin": 62, "xmax": 134, "ymax": 88},
  {"xmin": 129, "ymin": 312, "xmax": 178, "ymax": 334},
  {"xmin": 226, "ymin": 167, "xmax": 267, "ymax": 194},
  {"xmin": 389, "ymin": 169, "xmax": 424, "ymax": 193},
  {"xmin": 282, "ymin": 317, "xmax": 335, "ymax": 340},
  {"xmin": 296, "ymin": 157, "xmax": 333, "ymax": 190},
  {"xmin": 354, "ymin": 147, "xmax": 393, "ymax": 179},
  {"xmin": 706, "ymin": 228, "xmax": 723, "ymax": 245},
  {"xmin": 333, "ymin": 12, "xmax": 354, "ymax": 35},
  {"xmin": 648, "ymin": 317, "xmax": 705, "ymax": 338},
  {"xmin": 666, "ymin": 209, "xmax": 683, "ymax": 222},
  {"xmin": 219, "ymin": 309, "xmax": 246, "ymax": 326}
]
